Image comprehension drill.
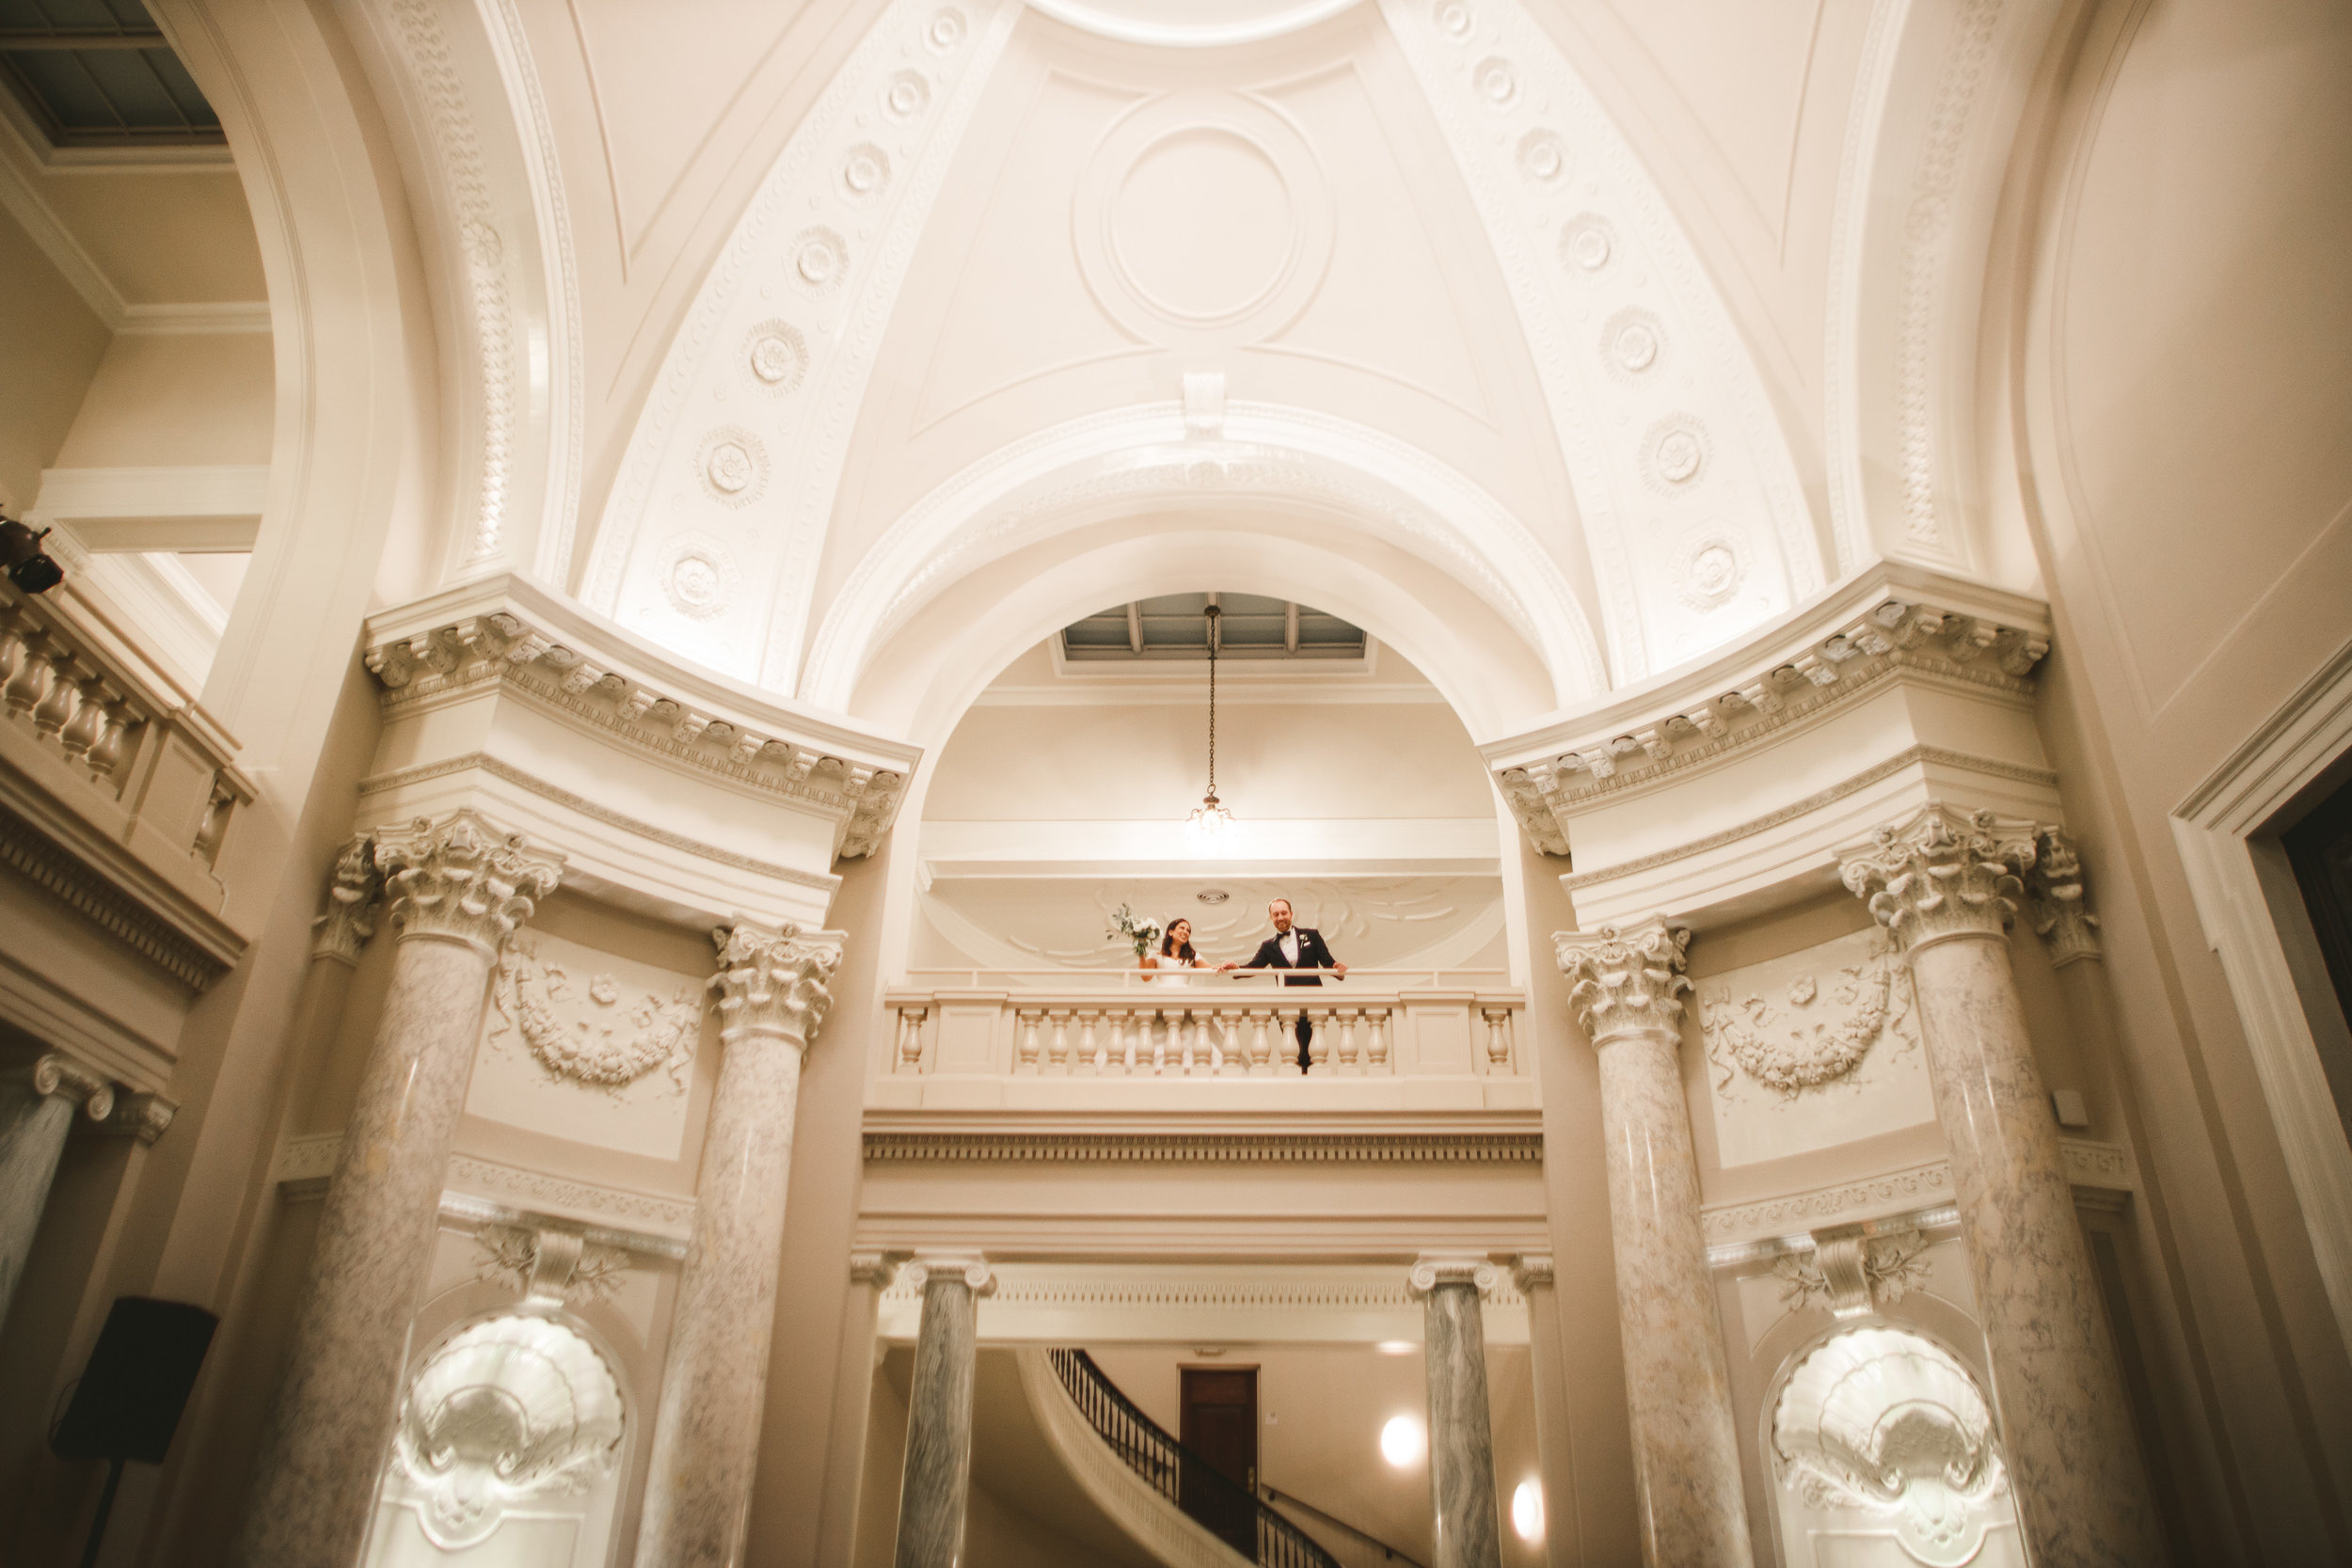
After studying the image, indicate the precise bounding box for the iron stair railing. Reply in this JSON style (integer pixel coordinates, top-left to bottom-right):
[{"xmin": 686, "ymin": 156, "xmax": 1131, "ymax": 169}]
[{"xmin": 1045, "ymin": 1348, "xmax": 1342, "ymax": 1568}]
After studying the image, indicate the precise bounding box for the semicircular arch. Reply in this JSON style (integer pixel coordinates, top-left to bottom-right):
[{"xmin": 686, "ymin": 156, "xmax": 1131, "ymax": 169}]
[{"xmin": 801, "ymin": 403, "xmax": 1606, "ymax": 718}]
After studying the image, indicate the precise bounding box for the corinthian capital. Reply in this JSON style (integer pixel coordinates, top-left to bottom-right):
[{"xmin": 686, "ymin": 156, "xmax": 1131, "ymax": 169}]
[
  {"xmin": 1554, "ymin": 917, "xmax": 1692, "ymax": 1046},
  {"xmin": 1838, "ymin": 802, "xmax": 2036, "ymax": 951},
  {"xmin": 310, "ymin": 832, "xmax": 382, "ymax": 966},
  {"xmin": 709, "ymin": 920, "xmax": 845, "ymax": 1052},
  {"xmin": 2026, "ymin": 827, "xmax": 2103, "ymax": 967},
  {"xmin": 374, "ymin": 811, "xmax": 564, "ymax": 956}
]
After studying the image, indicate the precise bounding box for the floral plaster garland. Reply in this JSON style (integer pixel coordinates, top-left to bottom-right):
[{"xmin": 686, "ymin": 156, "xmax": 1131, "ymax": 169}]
[
  {"xmin": 490, "ymin": 938, "xmax": 703, "ymax": 1093},
  {"xmin": 1700, "ymin": 938, "xmax": 1915, "ymax": 1095}
]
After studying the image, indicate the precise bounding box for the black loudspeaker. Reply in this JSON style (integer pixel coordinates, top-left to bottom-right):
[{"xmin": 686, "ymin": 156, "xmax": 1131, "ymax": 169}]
[
  {"xmin": 52, "ymin": 1297, "xmax": 218, "ymax": 1464},
  {"xmin": 51, "ymin": 1297, "xmax": 218, "ymax": 1568}
]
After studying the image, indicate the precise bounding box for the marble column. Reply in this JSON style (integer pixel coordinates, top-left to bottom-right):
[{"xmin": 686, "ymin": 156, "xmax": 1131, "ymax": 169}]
[
  {"xmin": 0, "ymin": 1052, "xmax": 114, "ymax": 1328},
  {"xmin": 1554, "ymin": 919, "xmax": 1754, "ymax": 1568},
  {"xmin": 894, "ymin": 1255, "xmax": 993, "ymax": 1568},
  {"xmin": 239, "ymin": 811, "xmax": 562, "ymax": 1568},
  {"xmin": 635, "ymin": 920, "xmax": 844, "ymax": 1568},
  {"xmin": 1508, "ymin": 1255, "xmax": 1574, "ymax": 1560},
  {"xmin": 1411, "ymin": 1257, "xmax": 1503, "ymax": 1568},
  {"xmin": 1840, "ymin": 802, "xmax": 2159, "ymax": 1565}
]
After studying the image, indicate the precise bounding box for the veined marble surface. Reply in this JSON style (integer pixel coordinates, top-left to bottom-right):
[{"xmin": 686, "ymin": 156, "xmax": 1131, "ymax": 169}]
[
  {"xmin": 1422, "ymin": 1280, "xmax": 1502, "ymax": 1568},
  {"xmin": 896, "ymin": 1273, "xmax": 980, "ymax": 1568}
]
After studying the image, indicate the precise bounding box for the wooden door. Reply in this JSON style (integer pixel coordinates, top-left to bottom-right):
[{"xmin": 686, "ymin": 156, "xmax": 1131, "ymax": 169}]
[{"xmin": 1180, "ymin": 1366, "xmax": 1259, "ymax": 1558}]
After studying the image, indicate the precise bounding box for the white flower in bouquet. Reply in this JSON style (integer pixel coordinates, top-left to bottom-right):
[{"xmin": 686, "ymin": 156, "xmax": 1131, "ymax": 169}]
[{"xmin": 1105, "ymin": 904, "xmax": 1163, "ymax": 958}]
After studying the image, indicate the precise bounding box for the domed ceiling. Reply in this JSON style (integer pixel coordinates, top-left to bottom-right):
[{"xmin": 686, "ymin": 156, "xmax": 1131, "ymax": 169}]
[{"xmin": 497, "ymin": 0, "xmax": 1862, "ymax": 733}]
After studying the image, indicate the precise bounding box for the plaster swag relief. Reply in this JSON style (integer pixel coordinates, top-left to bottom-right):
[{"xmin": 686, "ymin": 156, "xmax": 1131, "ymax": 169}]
[{"xmin": 1698, "ymin": 926, "xmax": 1935, "ymax": 1168}]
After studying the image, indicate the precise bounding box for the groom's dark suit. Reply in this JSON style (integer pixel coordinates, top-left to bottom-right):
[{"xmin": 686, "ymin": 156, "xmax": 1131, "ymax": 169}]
[{"xmin": 1239, "ymin": 927, "xmax": 1342, "ymax": 1069}]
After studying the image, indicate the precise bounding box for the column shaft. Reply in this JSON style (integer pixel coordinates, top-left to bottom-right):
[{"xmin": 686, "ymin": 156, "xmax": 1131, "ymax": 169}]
[
  {"xmin": 1843, "ymin": 804, "xmax": 2158, "ymax": 1566},
  {"xmin": 239, "ymin": 811, "xmax": 559, "ymax": 1568},
  {"xmin": 241, "ymin": 934, "xmax": 500, "ymax": 1564},
  {"xmin": 1422, "ymin": 1277, "xmax": 1502, "ymax": 1568},
  {"xmin": 635, "ymin": 919, "xmax": 843, "ymax": 1568},
  {"xmin": 0, "ymin": 1056, "xmax": 110, "ymax": 1325},
  {"xmin": 1556, "ymin": 921, "xmax": 1753, "ymax": 1568},
  {"xmin": 634, "ymin": 1037, "xmax": 806, "ymax": 1564},
  {"xmin": 1910, "ymin": 933, "xmax": 2156, "ymax": 1564},
  {"xmin": 1593, "ymin": 1031, "xmax": 1753, "ymax": 1565},
  {"xmin": 896, "ymin": 1269, "xmax": 981, "ymax": 1568}
]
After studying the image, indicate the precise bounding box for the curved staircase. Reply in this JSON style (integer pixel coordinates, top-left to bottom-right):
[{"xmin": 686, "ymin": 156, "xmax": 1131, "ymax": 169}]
[{"xmin": 1015, "ymin": 1348, "xmax": 1342, "ymax": 1568}]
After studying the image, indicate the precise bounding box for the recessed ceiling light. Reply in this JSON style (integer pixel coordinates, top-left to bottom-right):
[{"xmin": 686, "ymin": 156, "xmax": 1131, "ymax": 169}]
[
  {"xmin": 1198, "ymin": 889, "xmax": 1230, "ymax": 904},
  {"xmin": 1379, "ymin": 1416, "xmax": 1423, "ymax": 1467},
  {"xmin": 1375, "ymin": 1339, "xmax": 1416, "ymax": 1355}
]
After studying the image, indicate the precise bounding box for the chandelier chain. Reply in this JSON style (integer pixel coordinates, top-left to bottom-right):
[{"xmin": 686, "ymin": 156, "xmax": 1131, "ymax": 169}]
[{"xmin": 1205, "ymin": 604, "xmax": 1219, "ymax": 798}]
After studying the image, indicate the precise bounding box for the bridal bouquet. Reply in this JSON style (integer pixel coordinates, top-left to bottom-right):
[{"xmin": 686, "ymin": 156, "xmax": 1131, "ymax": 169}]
[{"xmin": 1105, "ymin": 904, "xmax": 1162, "ymax": 958}]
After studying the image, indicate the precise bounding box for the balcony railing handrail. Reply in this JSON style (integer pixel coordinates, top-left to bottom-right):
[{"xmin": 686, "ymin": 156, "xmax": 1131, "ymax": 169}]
[
  {"xmin": 899, "ymin": 966, "xmax": 1511, "ymax": 990},
  {"xmin": 1045, "ymin": 1348, "xmax": 1341, "ymax": 1568}
]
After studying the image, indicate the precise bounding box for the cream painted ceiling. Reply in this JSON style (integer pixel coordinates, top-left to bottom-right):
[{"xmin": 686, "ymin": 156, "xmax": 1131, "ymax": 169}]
[{"xmin": 492, "ymin": 0, "xmax": 1868, "ymax": 717}]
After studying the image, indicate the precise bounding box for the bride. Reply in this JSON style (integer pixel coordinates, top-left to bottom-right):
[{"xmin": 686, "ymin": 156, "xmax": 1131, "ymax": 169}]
[{"xmin": 1139, "ymin": 918, "xmax": 1214, "ymax": 986}]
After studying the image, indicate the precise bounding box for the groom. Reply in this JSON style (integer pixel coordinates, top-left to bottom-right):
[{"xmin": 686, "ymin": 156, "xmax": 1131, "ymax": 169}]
[{"xmin": 1229, "ymin": 897, "xmax": 1344, "ymax": 1070}]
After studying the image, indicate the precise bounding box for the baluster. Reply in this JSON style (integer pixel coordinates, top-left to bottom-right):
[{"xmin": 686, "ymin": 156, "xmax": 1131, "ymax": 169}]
[
  {"xmin": 1333, "ymin": 1009, "xmax": 1359, "ymax": 1074},
  {"xmin": 1216, "ymin": 1008, "xmax": 1239, "ymax": 1076},
  {"xmin": 1306, "ymin": 1010, "xmax": 1330, "ymax": 1075},
  {"xmin": 1016, "ymin": 1009, "xmax": 1042, "ymax": 1073},
  {"xmin": 1484, "ymin": 1006, "xmax": 1514, "ymax": 1074},
  {"xmin": 1077, "ymin": 1011, "xmax": 1099, "ymax": 1075},
  {"xmin": 3, "ymin": 629, "xmax": 50, "ymax": 718},
  {"xmin": 192, "ymin": 780, "xmax": 234, "ymax": 867},
  {"xmin": 1248, "ymin": 1009, "xmax": 1272, "ymax": 1076},
  {"xmin": 58, "ymin": 677, "xmax": 106, "ymax": 763},
  {"xmin": 85, "ymin": 704, "xmax": 131, "ymax": 781},
  {"xmin": 1047, "ymin": 1011, "xmax": 1070, "ymax": 1074},
  {"xmin": 898, "ymin": 1006, "xmax": 927, "ymax": 1074},
  {"xmin": 1151, "ymin": 1009, "xmax": 1168, "ymax": 1075},
  {"xmin": 31, "ymin": 651, "xmax": 77, "ymax": 737},
  {"xmin": 1365, "ymin": 1007, "xmax": 1391, "ymax": 1073},
  {"xmin": 1117, "ymin": 1010, "xmax": 1136, "ymax": 1075}
]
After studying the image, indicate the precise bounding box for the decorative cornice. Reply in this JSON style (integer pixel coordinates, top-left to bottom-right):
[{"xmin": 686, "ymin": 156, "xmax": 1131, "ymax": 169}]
[
  {"xmin": 2026, "ymin": 827, "xmax": 2102, "ymax": 967},
  {"xmin": 359, "ymin": 751, "xmax": 836, "ymax": 891},
  {"xmin": 880, "ymin": 1262, "xmax": 1529, "ymax": 1315},
  {"xmin": 375, "ymin": 810, "xmax": 563, "ymax": 956},
  {"xmin": 0, "ymin": 803, "xmax": 237, "ymax": 990},
  {"xmin": 1486, "ymin": 569, "xmax": 2051, "ymax": 855},
  {"xmin": 710, "ymin": 919, "xmax": 844, "ymax": 1051},
  {"xmin": 361, "ymin": 578, "xmax": 916, "ymax": 860},
  {"xmin": 1839, "ymin": 801, "xmax": 2036, "ymax": 950},
  {"xmin": 1560, "ymin": 745, "xmax": 2057, "ymax": 892},
  {"xmin": 860, "ymin": 1131, "xmax": 1545, "ymax": 1164},
  {"xmin": 1555, "ymin": 917, "xmax": 1691, "ymax": 1046},
  {"xmin": 310, "ymin": 832, "xmax": 380, "ymax": 966}
]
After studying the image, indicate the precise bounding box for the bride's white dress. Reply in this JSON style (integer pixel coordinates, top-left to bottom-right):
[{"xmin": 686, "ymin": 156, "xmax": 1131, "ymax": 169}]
[{"xmin": 1147, "ymin": 953, "xmax": 1194, "ymax": 987}]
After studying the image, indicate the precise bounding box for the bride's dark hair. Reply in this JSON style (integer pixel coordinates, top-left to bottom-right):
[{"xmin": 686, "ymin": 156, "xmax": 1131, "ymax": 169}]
[{"xmin": 1159, "ymin": 923, "xmax": 1196, "ymax": 962}]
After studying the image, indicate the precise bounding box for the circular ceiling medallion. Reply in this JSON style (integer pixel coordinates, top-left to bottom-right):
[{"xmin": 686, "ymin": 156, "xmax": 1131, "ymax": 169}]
[
  {"xmin": 661, "ymin": 533, "xmax": 741, "ymax": 621},
  {"xmin": 1673, "ymin": 525, "xmax": 1747, "ymax": 611},
  {"xmin": 1077, "ymin": 92, "xmax": 1334, "ymax": 344},
  {"xmin": 1560, "ymin": 214, "xmax": 1615, "ymax": 277},
  {"xmin": 1641, "ymin": 415, "xmax": 1710, "ymax": 491},
  {"xmin": 696, "ymin": 426, "xmax": 767, "ymax": 506},
  {"xmin": 1602, "ymin": 308, "xmax": 1665, "ymax": 378},
  {"xmin": 744, "ymin": 319, "xmax": 807, "ymax": 394}
]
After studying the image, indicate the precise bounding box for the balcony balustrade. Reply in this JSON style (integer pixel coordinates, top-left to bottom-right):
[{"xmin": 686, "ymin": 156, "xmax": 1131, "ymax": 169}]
[{"xmin": 872, "ymin": 970, "xmax": 1532, "ymax": 1113}]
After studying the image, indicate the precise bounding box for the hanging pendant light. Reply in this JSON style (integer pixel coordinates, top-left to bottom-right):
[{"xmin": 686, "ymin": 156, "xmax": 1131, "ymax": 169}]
[{"xmin": 1186, "ymin": 603, "xmax": 1234, "ymax": 843}]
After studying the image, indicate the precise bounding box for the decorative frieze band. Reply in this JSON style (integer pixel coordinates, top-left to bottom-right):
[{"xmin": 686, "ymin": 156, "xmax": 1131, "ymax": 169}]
[
  {"xmin": 0, "ymin": 801, "xmax": 241, "ymax": 990},
  {"xmin": 860, "ymin": 1131, "xmax": 1545, "ymax": 1164},
  {"xmin": 361, "ymin": 578, "xmax": 916, "ymax": 860},
  {"xmin": 1700, "ymin": 1140, "xmax": 2135, "ymax": 1246},
  {"xmin": 1486, "ymin": 571, "xmax": 2052, "ymax": 854},
  {"xmin": 271, "ymin": 1132, "xmax": 698, "ymax": 1240}
]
